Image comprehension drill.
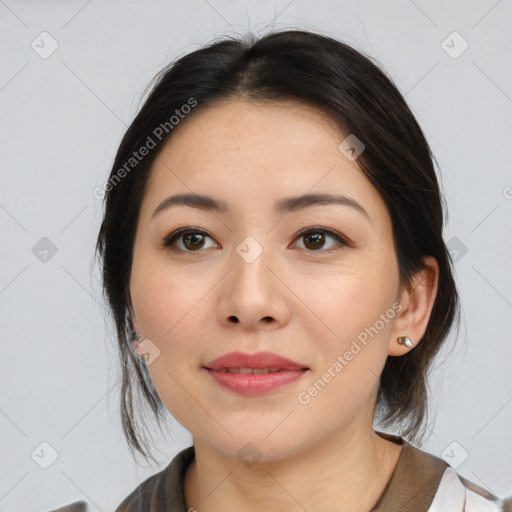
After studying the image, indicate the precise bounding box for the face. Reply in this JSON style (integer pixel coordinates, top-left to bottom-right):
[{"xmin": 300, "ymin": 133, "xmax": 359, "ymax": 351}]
[{"xmin": 129, "ymin": 99, "xmax": 405, "ymax": 461}]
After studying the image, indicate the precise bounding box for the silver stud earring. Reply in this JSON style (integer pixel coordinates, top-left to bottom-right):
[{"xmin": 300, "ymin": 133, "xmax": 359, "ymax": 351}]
[
  {"xmin": 134, "ymin": 330, "xmax": 142, "ymax": 342},
  {"xmin": 397, "ymin": 336, "xmax": 413, "ymax": 348}
]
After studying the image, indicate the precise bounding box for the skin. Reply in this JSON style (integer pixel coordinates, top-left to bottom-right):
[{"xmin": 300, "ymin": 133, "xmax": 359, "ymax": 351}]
[{"xmin": 129, "ymin": 99, "xmax": 439, "ymax": 512}]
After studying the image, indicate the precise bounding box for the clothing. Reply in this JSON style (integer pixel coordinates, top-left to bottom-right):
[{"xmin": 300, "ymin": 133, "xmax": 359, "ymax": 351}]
[
  {"xmin": 47, "ymin": 502, "xmax": 87, "ymax": 512},
  {"xmin": 49, "ymin": 431, "xmax": 512, "ymax": 512}
]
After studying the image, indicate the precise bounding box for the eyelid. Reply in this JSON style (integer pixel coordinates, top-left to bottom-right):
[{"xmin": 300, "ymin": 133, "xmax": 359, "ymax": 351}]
[
  {"xmin": 159, "ymin": 227, "xmax": 214, "ymax": 251},
  {"xmin": 293, "ymin": 226, "xmax": 353, "ymax": 248}
]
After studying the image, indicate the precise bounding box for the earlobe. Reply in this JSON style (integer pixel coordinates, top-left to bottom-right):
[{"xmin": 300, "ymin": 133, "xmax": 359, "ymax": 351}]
[
  {"xmin": 133, "ymin": 336, "xmax": 145, "ymax": 357},
  {"xmin": 388, "ymin": 256, "xmax": 439, "ymax": 356}
]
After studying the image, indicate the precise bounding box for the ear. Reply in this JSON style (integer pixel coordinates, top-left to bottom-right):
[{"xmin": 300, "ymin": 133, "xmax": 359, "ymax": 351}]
[
  {"xmin": 128, "ymin": 303, "xmax": 140, "ymax": 334},
  {"xmin": 388, "ymin": 256, "xmax": 439, "ymax": 356},
  {"xmin": 128, "ymin": 307, "xmax": 144, "ymax": 355}
]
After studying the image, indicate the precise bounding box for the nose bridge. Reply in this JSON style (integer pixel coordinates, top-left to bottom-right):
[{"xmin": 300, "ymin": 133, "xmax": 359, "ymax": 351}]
[{"xmin": 231, "ymin": 233, "xmax": 273, "ymax": 295}]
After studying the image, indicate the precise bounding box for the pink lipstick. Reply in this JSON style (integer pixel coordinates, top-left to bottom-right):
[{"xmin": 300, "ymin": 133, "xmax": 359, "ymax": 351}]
[{"xmin": 203, "ymin": 351, "xmax": 309, "ymax": 396}]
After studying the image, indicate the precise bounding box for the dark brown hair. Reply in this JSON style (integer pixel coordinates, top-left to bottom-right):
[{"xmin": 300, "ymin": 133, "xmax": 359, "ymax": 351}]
[{"xmin": 95, "ymin": 29, "xmax": 460, "ymax": 463}]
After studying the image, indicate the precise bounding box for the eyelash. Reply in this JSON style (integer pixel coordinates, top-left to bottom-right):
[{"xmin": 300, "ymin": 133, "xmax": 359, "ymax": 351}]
[{"xmin": 160, "ymin": 226, "xmax": 352, "ymax": 254}]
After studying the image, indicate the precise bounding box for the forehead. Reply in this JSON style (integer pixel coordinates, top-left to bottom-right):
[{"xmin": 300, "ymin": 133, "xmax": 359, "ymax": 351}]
[
  {"xmin": 141, "ymin": 99, "xmax": 388, "ymax": 227},
  {"xmin": 155, "ymin": 99, "xmax": 346, "ymax": 167}
]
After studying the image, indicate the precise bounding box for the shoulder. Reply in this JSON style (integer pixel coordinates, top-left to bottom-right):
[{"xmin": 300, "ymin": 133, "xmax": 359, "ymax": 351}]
[
  {"xmin": 47, "ymin": 501, "xmax": 88, "ymax": 512},
  {"xmin": 374, "ymin": 431, "xmax": 511, "ymax": 512},
  {"xmin": 47, "ymin": 446, "xmax": 195, "ymax": 512},
  {"xmin": 114, "ymin": 445, "xmax": 195, "ymax": 512},
  {"xmin": 428, "ymin": 462, "xmax": 512, "ymax": 512}
]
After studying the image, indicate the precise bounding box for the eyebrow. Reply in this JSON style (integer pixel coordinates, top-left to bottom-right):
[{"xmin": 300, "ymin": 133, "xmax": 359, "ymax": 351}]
[{"xmin": 151, "ymin": 192, "xmax": 371, "ymax": 221}]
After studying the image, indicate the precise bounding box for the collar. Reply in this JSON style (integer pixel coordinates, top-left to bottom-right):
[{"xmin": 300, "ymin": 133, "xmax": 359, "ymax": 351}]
[
  {"xmin": 370, "ymin": 430, "xmax": 449, "ymax": 511},
  {"xmin": 118, "ymin": 431, "xmax": 449, "ymax": 511}
]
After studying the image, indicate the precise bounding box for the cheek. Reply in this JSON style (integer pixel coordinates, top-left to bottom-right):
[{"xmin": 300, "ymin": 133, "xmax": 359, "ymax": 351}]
[
  {"xmin": 301, "ymin": 258, "xmax": 398, "ymax": 367},
  {"xmin": 294, "ymin": 278, "xmax": 396, "ymax": 419},
  {"xmin": 130, "ymin": 251, "xmax": 208, "ymax": 336},
  {"xmin": 130, "ymin": 269, "xmax": 211, "ymax": 422},
  {"xmin": 307, "ymin": 269, "xmax": 395, "ymax": 334},
  {"xmin": 131, "ymin": 253, "xmax": 225, "ymax": 343}
]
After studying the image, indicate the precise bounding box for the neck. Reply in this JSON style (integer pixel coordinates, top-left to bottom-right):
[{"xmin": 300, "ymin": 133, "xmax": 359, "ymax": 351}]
[{"xmin": 184, "ymin": 428, "xmax": 403, "ymax": 512}]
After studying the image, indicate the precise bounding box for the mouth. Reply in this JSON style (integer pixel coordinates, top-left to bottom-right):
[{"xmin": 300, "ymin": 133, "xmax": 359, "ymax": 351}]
[{"xmin": 202, "ymin": 352, "xmax": 309, "ymax": 396}]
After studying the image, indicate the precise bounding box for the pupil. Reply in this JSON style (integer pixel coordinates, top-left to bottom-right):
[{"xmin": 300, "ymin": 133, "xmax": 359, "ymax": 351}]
[
  {"xmin": 185, "ymin": 234, "xmax": 204, "ymax": 249},
  {"xmin": 305, "ymin": 233, "xmax": 324, "ymax": 250}
]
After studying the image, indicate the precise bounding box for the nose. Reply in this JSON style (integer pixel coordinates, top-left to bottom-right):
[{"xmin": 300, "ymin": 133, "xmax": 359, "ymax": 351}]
[{"xmin": 215, "ymin": 237, "xmax": 291, "ymax": 331}]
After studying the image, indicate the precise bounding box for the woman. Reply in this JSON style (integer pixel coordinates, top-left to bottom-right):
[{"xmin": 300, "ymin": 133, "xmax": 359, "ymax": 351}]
[{"xmin": 55, "ymin": 29, "xmax": 511, "ymax": 511}]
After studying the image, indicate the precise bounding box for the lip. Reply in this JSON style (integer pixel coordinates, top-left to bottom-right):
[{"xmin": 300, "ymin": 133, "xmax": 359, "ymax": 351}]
[
  {"xmin": 204, "ymin": 351, "xmax": 308, "ymax": 371},
  {"xmin": 203, "ymin": 351, "xmax": 309, "ymax": 396}
]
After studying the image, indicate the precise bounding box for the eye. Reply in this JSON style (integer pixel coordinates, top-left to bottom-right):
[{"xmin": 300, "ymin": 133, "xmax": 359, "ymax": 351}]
[
  {"xmin": 291, "ymin": 227, "xmax": 350, "ymax": 252},
  {"xmin": 160, "ymin": 226, "xmax": 351, "ymax": 254},
  {"xmin": 160, "ymin": 228, "xmax": 217, "ymax": 252}
]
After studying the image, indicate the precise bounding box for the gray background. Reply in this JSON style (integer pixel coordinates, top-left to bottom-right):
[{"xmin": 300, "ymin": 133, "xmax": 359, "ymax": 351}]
[{"xmin": 1, "ymin": 1, "xmax": 511, "ymax": 511}]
